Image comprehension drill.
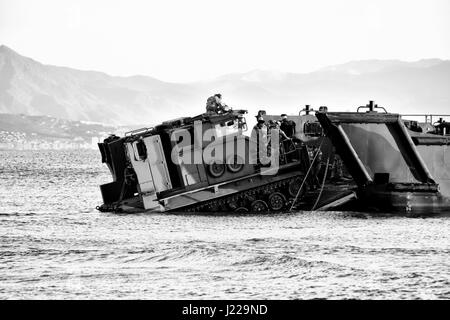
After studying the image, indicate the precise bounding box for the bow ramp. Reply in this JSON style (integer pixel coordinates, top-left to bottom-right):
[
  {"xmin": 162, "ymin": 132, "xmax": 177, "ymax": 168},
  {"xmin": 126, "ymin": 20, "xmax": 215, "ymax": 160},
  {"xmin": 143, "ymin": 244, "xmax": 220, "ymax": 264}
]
[{"xmin": 316, "ymin": 104, "xmax": 450, "ymax": 215}]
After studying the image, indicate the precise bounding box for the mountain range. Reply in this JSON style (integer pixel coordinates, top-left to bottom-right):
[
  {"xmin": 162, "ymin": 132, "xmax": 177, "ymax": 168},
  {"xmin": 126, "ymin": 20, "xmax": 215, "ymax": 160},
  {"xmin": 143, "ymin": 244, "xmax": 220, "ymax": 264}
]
[{"xmin": 1, "ymin": 44, "xmax": 449, "ymax": 129}]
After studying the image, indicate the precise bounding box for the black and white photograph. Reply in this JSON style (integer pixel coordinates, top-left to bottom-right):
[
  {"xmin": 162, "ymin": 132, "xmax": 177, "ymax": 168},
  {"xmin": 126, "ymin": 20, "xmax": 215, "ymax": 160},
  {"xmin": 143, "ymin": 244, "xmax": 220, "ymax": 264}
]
[{"xmin": 0, "ymin": 0, "xmax": 449, "ymax": 305}]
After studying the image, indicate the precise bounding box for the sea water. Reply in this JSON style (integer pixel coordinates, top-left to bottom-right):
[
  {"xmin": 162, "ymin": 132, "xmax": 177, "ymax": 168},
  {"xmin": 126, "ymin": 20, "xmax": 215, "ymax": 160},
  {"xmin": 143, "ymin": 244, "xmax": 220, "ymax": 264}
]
[{"xmin": 0, "ymin": 150, "xmax": 449, "ymax": 299}]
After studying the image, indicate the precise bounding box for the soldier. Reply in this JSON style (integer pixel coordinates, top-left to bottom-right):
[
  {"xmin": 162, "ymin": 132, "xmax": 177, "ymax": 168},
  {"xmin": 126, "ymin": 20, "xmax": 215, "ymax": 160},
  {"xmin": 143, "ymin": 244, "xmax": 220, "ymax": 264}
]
[
  {"xmin": 206, "ymin": 93, "xmax": 229, "ymax": 114},
  {"xmin": 251, "ymin": 116, "xmax": 268, "ymax": 165},
  {"xmin": 279, "ymin": 114, "xmax": 296, "ymax": 138},
  {"xmin": 272, "ymin": 120, "xmax": 288, "ymax": 139},
  {"xmin": 267, "ymin": 120, "xmax": 288, "ymax": 142},
  {"xmin": 253, "ymin": 116, "xmax": 267, "ymax": 134},
  {"xmin": 266, "ymin": 119, "xmax": 289, "ymax": 164}
]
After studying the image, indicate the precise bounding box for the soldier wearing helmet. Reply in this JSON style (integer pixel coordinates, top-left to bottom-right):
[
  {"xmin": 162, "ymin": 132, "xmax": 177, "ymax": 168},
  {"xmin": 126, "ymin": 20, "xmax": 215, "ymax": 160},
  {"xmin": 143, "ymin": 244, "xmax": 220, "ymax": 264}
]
[
  {"xmin": 206, "ymin": 93, "xmax": 229, "ymax": 114},
  {"xmin": 251, "ymin": 116, "xmax": 269, "ymax": 165}
]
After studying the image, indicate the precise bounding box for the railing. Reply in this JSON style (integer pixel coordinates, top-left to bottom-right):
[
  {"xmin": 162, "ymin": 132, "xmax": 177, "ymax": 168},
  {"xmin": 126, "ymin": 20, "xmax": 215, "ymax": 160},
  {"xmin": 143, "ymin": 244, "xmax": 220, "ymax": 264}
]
[{"xmin": 401, "ymin": 114, "xmax": 450, "ymax": 124}]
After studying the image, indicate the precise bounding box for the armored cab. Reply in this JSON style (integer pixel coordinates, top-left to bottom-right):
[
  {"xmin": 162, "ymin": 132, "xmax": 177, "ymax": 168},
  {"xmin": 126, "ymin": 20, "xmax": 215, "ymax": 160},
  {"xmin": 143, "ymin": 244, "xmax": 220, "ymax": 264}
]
[{"xmin": 97, "ymin": 109, "xmax": 315, "ymax": 213}]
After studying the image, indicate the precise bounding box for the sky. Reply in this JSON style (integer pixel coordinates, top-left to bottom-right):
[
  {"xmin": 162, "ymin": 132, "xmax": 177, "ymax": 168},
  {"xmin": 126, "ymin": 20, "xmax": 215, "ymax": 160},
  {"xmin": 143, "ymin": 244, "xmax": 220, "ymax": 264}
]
[{"xmin": 1, "ymin": 0, "xmax": 449, "ymax": 82}]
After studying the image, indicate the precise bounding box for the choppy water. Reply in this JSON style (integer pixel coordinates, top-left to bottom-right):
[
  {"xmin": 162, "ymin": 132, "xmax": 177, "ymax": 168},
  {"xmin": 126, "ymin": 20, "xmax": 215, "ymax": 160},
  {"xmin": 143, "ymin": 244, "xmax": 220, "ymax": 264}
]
[{"xmin": 0, "ymin": 150, "xmax": 449, "ymax": 299}]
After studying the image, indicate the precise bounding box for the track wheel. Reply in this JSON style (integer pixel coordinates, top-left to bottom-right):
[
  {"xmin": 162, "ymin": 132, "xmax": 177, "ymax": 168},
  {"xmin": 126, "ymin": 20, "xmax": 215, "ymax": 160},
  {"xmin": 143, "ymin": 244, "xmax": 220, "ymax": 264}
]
[
  {"xmin": 207, "ymin": 161, "xmax": 225, "ymax": 178},
  {"xmin": 288, "ymin": 176, "xmax": 307, "ymax": 198},
  {"xmin": 268, "ymin": 192, "xmax": 286, "ymax": 211},
  {"xmin": 234, "ymin": 207, "xmax": 249, "ymax": 213},
  {"xmin": 250, "ymin": 200, "xmax": 269, "ymax": 212},
  {"xmin": 227, "ymin": 155, "xmax": 244, "ymax": 173}
]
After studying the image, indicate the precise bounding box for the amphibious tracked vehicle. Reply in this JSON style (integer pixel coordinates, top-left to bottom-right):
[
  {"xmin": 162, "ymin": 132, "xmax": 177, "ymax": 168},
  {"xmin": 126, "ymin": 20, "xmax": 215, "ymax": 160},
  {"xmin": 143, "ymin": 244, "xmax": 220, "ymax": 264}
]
[{"xmin": 97, "ymin": 109, "xmax": 323, "ymax": 213}]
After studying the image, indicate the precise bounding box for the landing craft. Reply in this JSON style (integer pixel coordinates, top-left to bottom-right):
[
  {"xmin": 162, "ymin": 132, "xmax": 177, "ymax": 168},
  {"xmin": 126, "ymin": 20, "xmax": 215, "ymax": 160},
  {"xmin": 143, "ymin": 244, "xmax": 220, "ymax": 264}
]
[
  {"xmin": 258, "ymin": 101, "xmax": 450, "ymax": 215},
  {"xmin": 316, "ymin": 101, "xmax": 450, "ymax": 215}
]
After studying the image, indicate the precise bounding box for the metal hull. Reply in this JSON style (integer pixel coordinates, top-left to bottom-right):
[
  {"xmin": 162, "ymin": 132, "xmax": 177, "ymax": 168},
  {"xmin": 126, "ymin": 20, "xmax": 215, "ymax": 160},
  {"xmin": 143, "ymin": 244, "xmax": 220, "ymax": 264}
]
[{"xmin": 316, "ymin": 109, "xmax": 450, "ymax": 215}]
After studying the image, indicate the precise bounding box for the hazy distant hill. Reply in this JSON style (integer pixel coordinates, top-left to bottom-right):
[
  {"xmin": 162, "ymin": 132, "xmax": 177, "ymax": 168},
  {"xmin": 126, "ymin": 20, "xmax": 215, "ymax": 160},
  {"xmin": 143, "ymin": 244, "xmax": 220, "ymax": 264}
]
[
  {"xmin": 1, "ymin": 44, "xmax": 449, "ymax": 129},
  {"xmin": 207, "ymin": 60, "xmax": 450, "ymax": 116},
  {"xmin": 0, "ymin": 45, "xmax": 203, "ymax": 125}
]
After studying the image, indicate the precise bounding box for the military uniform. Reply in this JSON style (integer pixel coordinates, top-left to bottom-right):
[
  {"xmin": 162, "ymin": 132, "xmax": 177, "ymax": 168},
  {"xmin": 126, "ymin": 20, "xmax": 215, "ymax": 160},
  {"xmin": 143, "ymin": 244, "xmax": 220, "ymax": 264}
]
[
  {"xmin": 206, "ymin": 95, "xmax": 227, "ymax": 114},
  {"xmin": 280, "ymin": 118, "xmax": 296, "ymax": 138},
  {"xmin": 251, "ymin": 122, "xmax": 268, "ymax": 165},
  {"xmin": 206, "ymin": 96, "xmax": 219, "ymax": 113}
]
